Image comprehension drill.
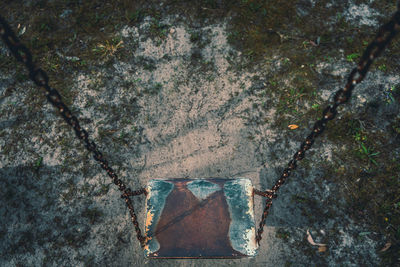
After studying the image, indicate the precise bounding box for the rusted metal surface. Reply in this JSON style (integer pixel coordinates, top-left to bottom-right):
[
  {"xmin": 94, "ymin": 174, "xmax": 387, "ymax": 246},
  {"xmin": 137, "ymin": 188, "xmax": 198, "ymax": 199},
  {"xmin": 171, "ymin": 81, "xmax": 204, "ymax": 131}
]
[{"xmin": 144, "ymin": 178, "xmax": 258, "ymax": 258}]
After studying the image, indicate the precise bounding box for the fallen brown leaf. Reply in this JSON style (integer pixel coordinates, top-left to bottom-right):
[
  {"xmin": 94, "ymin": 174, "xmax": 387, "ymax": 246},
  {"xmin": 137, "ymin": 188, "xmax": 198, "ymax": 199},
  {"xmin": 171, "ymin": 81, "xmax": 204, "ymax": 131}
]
[{"xmin": 380, "ymin": 242, "xmax": 391, "ymax": 252}]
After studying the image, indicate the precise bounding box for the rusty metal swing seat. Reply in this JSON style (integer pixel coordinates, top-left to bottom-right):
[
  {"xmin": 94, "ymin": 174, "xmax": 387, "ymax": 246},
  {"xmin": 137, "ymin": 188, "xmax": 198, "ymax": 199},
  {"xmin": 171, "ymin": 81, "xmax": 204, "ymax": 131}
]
[
  {"xmin": 1, "ymin": 3, "xmax": 399, "ymax": 260},
  {"xmin": 143, "ymin": 178, "xmax": 258, "ymax": 258}
]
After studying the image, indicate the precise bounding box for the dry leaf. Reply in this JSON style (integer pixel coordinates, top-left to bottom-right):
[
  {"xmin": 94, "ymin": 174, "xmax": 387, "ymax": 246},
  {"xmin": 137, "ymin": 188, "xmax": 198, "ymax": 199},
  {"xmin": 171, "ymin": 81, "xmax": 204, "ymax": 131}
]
[
  {"xmin": 380, "ymin": 242, "xmax": 391, "ymax": 252},
  {"xmin": 307, "ymin": 229, "xmax": 327, "ymax": 247},
  {"xmin": 288, "ymin": 124, "xmax": 299, "ymax": 130}
]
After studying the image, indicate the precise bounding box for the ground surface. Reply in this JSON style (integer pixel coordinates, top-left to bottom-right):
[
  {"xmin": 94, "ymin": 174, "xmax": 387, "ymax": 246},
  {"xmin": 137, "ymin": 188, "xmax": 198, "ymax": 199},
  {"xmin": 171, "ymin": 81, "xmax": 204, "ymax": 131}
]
[{"xmin": 1, "ymin": 0, "xmax": 400, "ymax": 266}]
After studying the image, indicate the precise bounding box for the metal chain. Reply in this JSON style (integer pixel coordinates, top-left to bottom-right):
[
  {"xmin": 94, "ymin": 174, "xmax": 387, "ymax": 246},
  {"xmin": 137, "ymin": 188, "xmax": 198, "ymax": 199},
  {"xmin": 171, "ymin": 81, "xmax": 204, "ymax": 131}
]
[
  {"xmin": 255, "ymin": 5, "xmax": 400, "ymax": 244},
  {"xmin": 0, "ymin": 15, "xmax": 148, "ymax": 247}
]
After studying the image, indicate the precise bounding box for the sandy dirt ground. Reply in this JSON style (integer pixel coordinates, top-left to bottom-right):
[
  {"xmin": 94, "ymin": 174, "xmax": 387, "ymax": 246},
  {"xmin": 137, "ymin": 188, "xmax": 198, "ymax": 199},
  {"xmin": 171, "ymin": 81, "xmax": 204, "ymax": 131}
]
[{"xmin": 1, "ymin": 0, "xmax": 400, "ymax": 266}]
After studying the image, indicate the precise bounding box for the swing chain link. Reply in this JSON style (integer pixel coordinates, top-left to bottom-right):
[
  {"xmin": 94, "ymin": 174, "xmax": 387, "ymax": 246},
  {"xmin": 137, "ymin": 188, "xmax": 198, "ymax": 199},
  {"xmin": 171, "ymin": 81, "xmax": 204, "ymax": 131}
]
[
  {"xmin": 1, "ymin": 3, "xmax": 399, "ymax": 248},
  {"xmin": 0, "ymin": 15, "xmax": 148, "ymax": 247},
  {"xmin": 255, "ymin": 6, "xmax": 400, "ymax": 244}
]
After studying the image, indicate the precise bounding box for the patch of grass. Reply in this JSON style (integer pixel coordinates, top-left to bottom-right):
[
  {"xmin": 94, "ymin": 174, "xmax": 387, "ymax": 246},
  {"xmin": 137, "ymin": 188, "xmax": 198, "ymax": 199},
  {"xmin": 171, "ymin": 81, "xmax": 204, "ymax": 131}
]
[
  {"xmin": 378, "ymin": 64, "xmax": 387, "ymax": 71},
  {"xmin": 328, "ymin": 117, "xmax": 380, "ymax": 168},
  {"xmin": 92, "ymin": 37, "xmax": 124, "ymax": 59},
  {"xmin": 276, "ymin": 87, "xmax": 307, "ymax": 115},
  {"xmin": 357, "ymin": 143, "xmax": 380, "ymax": 166},
  {"xmin": 0, "ymin": 0, "xmax": 153, "ymax": 104},
  {"xmin": 346, "ymin": 36, "xmax": 354, "ymax": 44},
  {"xmin": 325, "ymin": 114, "xmax": 400, "ymax": 265},
  {"xmin": 148, "ymin": 17, "xmax": 170, "ymax": 45},
  {"xmin": 34, "ymin": 156, "xmax": 43, "ymax": 171},
  {"xmin": 346, "ymin": 53, "xmax": 360, "ymax": 62},
  {"xmin": 311, "ymin": 103, "xmax": 320, "ymax": 110},
  {"xmin": 269, "ymin": 80, "xmax": 277, "ymax": 87},
  {"xmin": 346, "ymin": 120, "xmax": 381, "ymax": 167}
]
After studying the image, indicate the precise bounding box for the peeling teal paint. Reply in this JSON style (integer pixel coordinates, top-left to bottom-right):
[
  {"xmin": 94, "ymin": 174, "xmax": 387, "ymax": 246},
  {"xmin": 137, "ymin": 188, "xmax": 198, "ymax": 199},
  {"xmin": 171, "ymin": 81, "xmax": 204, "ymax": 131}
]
[
  {"xmin": 144, "ymin": 179, "xmax": 174, "ymax": 257},
  {"xmin": 187, "ymin": 179, "xmax": 221, "ymax": 200},
  {"xmin": 224, "ymin": 178, "xmax": 258, "ymax": 256}
]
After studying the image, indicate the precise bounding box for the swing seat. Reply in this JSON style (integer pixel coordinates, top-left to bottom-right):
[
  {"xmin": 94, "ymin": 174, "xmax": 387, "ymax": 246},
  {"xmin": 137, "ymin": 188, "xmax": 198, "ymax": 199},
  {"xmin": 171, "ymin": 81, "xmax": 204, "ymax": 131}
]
[{"xmin": 143, "ymin": 178, "xmax": 258, "ymax": 258}]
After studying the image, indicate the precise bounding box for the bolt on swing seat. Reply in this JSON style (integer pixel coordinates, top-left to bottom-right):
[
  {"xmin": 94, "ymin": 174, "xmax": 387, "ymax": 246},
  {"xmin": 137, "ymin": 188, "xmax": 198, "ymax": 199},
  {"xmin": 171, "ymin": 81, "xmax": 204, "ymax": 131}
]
[{"xmin": 143, "ymin": 178, "xmax": 258, "ymax": 258}]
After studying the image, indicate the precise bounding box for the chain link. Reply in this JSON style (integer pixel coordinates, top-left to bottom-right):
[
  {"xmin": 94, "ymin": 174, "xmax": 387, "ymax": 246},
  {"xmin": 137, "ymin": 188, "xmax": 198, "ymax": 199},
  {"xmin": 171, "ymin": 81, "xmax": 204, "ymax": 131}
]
[
  {"xmin": 0, "ymin": 15, "xmax": 148, "ymax": 247},
  {"xmin": 255, "ymin": 6, "xmax": 400, "ymax": 244}
]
